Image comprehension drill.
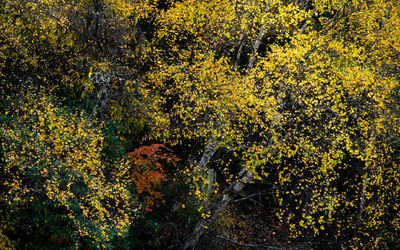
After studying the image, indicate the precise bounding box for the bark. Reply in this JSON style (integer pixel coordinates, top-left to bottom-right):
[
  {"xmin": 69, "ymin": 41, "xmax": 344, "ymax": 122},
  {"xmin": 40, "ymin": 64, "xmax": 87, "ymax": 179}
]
[
  {"xmin": 179, "ymin": 3, "xmax": 273, "ymax": 247},
  {"xmin": 234, "ymin": 0, "xmax": 254, "ymax": 71},
  {"xmin": 179, "ymin": 2, "xmax": 282, "ymax": 248},
  {"xmin": 169, "ymin": 140, "xmax": 219, "ymax": 216},
  {"xmin": 246, "ymin": 0, "xmax": 271, "ymax": 75},
  {"xmin": 298, "ymin": 7, "xmax": 316, "ymax": 35},
  {"xmin": 234, "ymin": 34, "xmax": 245, "ymax": 70},
  {"xmin": 179, "ymin": 122, "xmax": 288, "ymax": 249},
  {"xmin": 179, "ymin": 167, "xmax": 253, "ymax": 250},
  {"xmin": 194, "ymin": 139, "xmax": 219, "ymax": 173},
  {"xmin": 178, "ymin": 2, "xmax": 351, "ymax": 249},
  {"xmin": 246, "ymin": 24, "xmax": 266, "ymax": 74}
]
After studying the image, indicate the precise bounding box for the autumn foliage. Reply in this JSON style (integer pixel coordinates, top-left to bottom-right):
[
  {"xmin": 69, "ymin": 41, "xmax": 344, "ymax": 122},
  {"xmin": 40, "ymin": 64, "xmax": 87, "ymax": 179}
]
[
  {"xmin": 1, "ymin": 0, "xmax": 400, "ymax": 249},
  {"xmin": 128, "ymin": 144, "xmax": 179, "ymax": 211},
  {"xmin": 0, "ymin": 92, "xmax": 135, "ymax": 248}
]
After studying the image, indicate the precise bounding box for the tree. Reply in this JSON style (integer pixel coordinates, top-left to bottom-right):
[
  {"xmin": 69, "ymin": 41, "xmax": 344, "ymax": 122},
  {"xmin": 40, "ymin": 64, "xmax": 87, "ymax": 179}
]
[
  {"xmin": 128, "ymin": 143, "xmax": 179, "ymax": 212},
  {"xmin": 0, "ymin": 0, "xmax": 155, "ymax": 137},
  {"xmin": 1, "ymin": 0, "xmax": 400, "ymax": 248},
  {"xmin": 144, "ymin": 0, "xmax": 400, "ymax": 248},
  {"xmin": 0, "ymin": 91, "xmax": 136, "ymax": 248}
]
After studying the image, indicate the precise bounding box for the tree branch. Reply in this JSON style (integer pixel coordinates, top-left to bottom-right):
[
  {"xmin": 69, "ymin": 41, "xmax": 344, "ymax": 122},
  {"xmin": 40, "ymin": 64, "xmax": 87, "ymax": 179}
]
[
  {"xmin": 194, "ymin": 139, "xmax": 219, "ymax": 173},
  {"xmin": 246, "ymin": 0, "xmax": 271, "ymax": 75},
  {"xmin": 179, "ymin": 166, "xmax": 253, "ymax": 249}
]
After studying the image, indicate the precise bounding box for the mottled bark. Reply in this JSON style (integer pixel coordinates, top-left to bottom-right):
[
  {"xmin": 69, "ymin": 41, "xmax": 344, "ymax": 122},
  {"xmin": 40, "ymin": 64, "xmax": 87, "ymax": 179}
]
[
  {"xmin": 246, "ymin": 24, "xmax": 266, "ymax": 74},
  {"xmin": 179, "ymin": 168, "xmax": 253, "ymax": 250},
  {"xmin": 246, "ymin": 0, "xmax": 271, "ymax": 75},
  {"xmin": 194, "ymin": 139, "xmax": 219, "ymax": 173}
]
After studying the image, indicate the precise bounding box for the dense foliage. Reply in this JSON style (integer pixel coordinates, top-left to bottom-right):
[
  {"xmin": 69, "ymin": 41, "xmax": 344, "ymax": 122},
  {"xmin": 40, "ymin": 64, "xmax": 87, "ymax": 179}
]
[{"xmin": 1, "ymin": 0, "xmax": 400, "ymax": 249}]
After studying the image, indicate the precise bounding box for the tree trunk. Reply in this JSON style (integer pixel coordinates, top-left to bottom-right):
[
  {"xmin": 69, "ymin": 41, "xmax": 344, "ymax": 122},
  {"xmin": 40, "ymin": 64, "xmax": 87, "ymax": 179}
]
[
  {"xmin": 179, "ymin": 168, "xmax": 253, "ymax": 250},
  {"xmin": 246, "ymin": 24, "xmax": 266, "ymax": 74},
  {"xmin": 179, "ymin": 5, "xmax": 271, "ymax": 247},
  {"xmin": 194, "ymin": 139, "xmax": 219, "ymax": 173},
  {"xmin": 246, "ymin": 0, "xmax": 271, "ymax": 74}
]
